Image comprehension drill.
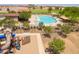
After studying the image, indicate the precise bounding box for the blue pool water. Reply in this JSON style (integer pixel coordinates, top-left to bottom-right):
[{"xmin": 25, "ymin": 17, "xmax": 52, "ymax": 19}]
[{"xmin": 38, "ymin": 16, "xmax": 57, "ymax": 24}]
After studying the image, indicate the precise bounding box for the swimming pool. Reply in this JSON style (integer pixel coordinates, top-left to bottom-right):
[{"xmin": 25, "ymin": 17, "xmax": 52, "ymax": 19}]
[{"xmin": 38, "ymin": 15, "xmax": 57, "ymax": 25}]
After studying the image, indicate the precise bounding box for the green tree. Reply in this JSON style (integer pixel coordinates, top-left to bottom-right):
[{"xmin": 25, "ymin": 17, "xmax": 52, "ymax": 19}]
[
  {"xmin": 2, "ymin": 17, "xmax": 16, "ymax": 28},
  {"xmin": 40, "ymin": 6, "xmax": 43, "ymax": 9},
  {"xmin": 69, "ymin": 16, "xmax": 79, "ymax": 23},
  {"xmin": 49, "ymin": 38, "xmax": 65, "ymax": 54},
  {"xmin": 9, "ymin": 11, "xmax": 16, "ymax": 13},
  {"xmin": 0, "ymin": 20, "xmax": 4, "ymax": 27},
  {"xmin": 59, "ymin": 7, "xmax": 79, "ymax": 23},
  {"xmin": 48, "ymin": 7, "xmax": 52, "ymax": 13},
  {"xmin": 19, "ymin": 11, "xmax": 31, "ymax": 21}
]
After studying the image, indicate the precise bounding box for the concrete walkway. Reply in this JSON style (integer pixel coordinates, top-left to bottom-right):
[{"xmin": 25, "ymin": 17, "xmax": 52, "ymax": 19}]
[{"xmin": 16, "ymin": 33, "xmax": 45, "ymax": 54}]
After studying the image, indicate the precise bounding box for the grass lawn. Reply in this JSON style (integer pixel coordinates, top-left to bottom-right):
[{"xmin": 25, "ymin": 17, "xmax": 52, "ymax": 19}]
[
  {"xmin": 31, "ymin": 9, "xmax": 49, "ymax": 14},
  {"xmin": 0, "ymin": 9, "xmax": 60, "ymax": 14},
  {"xmin": 0, "ymin": 12, "xmax": 9, "ymax": 14},
  {"xmin": 31, "ymin": 9, "xmax": 60, "ymax": 14},
  {"xmin": 0, "ymin": 11, "xmax": 16, "ymax": 14},
  {"xmin": 51, "ymin": 10, "xmax": 60, "ymax": 14}
]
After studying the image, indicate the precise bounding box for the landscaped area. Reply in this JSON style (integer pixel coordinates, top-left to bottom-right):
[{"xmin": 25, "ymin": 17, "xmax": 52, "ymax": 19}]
[
  {"xmin": 0, "ymin": 5, "xmax": 79, "ymax": 54},
  {"xmin": 31, "ymin": 9, "xmax": 60, "ymax": 14}
]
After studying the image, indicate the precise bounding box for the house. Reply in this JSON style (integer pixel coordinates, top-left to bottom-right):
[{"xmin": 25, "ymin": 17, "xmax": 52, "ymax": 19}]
[
  {"xmin": 0, "ymin": 5, "xmax": 29, "ymax": 12},
  {"xmin": 0, "ymin": 5, "xmax": 30, "ymax": 20},
  {"xmin": 0, "ymin": 13, "xmax": 19, "ymax": 21}
]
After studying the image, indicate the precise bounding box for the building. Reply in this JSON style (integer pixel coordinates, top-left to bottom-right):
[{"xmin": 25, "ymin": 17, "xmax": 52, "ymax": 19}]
[
  {"xmin": 0, "ymin": 5, "xmax": 29, "ymax": 12},
  {"xmin": 0, "ymin": 5, "xmax": 30, "ymax": 20},
  {"xmin": 0, "ymin": 13, "xmax": 19, "ymax": 21}
]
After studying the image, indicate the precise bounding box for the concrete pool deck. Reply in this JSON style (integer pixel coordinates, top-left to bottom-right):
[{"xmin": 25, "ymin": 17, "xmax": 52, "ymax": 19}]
[
  {"xmin": 15, "ymin": 33, "xmax": 45, "ymax": 54},
  {"xmin": 29, "ymin": 15, "xmax": 63, "ymax": 27}
]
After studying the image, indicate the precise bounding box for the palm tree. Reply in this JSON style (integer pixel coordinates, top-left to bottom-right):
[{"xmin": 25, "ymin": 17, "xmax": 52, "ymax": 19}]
[{"xmin": 48, "ymin": 38, "xmax": 65, "ymax": 54}]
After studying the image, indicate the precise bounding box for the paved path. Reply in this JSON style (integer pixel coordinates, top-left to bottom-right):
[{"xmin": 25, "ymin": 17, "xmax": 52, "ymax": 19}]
[{"xmin": 16, "ymin": 33, "xmax": 45, "ymax": 54}]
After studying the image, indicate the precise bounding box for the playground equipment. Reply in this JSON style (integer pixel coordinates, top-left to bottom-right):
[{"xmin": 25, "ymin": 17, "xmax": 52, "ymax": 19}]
[
  {"xmin": 0, "ymin": 34, "xmax": 15, "ymax": 39},
  {"xmin": 0, "ymin": 27, "xmax": 16, "ymax": 53}
]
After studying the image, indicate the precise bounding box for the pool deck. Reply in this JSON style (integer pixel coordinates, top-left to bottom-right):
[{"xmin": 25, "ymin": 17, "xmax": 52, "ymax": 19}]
[{"xmin": 29, "ymin": 15, "xmax": 63, "ymax": 26}]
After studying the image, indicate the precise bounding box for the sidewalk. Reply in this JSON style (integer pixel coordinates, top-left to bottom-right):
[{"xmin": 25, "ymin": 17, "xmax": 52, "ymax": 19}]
[{"xmin": 16, "ymin": 33, "xmax": 45, "ymax": 54}]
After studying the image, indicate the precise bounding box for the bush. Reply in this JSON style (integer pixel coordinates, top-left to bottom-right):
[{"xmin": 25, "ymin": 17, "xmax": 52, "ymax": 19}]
[
  {"xmin": 60, "ymin": 24, "xmax": 72, "ymax": 34},
  {"xmin": 59, "ymin": 7, "xmax": 79, "ymax": 23},
  {"xmin": 23, "ymin": 22, "xmax": 29, "ymax": 28},
  {"xmin": 19, "ymin": 11, "xmax": 31, "ymax": 21},
  {"xmin": 49, "ymin": 38, "xmax": 65, "ymax": 54},
  {"xmin": 44, "ymin": 26, "xmax": 53, "ymax": 34}
]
